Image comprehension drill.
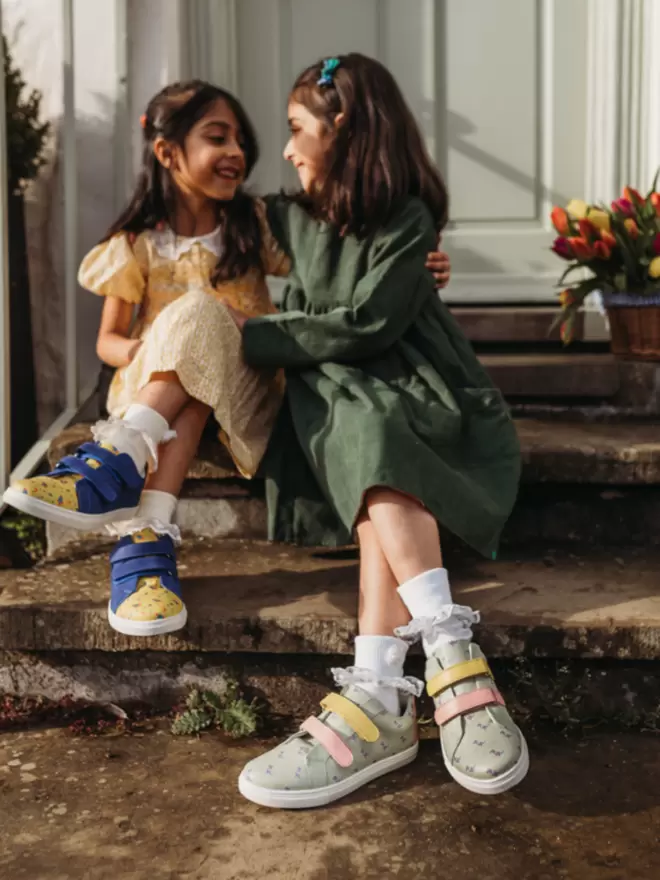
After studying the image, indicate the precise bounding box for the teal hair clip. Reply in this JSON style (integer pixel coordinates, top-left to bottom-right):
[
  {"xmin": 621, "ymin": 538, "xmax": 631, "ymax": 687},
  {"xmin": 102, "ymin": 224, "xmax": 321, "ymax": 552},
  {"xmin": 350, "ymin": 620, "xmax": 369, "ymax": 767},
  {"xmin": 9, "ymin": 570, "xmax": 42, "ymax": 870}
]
[{"xmin": 318, "ymin": 57, "xmax": 340, "ymax": 87}]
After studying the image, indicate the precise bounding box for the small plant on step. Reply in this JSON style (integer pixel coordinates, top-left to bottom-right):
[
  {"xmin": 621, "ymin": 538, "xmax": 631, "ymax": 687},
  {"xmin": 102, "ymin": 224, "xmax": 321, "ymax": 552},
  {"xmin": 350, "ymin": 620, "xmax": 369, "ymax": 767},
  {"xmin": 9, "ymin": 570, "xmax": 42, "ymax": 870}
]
[{"xmin": 171, "ymin": 680, "xmax": 260, "ymax": 738}]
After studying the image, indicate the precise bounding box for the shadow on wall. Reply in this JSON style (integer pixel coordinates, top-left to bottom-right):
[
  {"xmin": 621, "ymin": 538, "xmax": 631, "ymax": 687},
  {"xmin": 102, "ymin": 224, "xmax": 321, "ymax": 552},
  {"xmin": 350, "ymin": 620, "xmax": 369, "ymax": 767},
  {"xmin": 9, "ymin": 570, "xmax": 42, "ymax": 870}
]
[{"xmin": 24, "ymin": 103, "xmax": 117, "ymax": 434}]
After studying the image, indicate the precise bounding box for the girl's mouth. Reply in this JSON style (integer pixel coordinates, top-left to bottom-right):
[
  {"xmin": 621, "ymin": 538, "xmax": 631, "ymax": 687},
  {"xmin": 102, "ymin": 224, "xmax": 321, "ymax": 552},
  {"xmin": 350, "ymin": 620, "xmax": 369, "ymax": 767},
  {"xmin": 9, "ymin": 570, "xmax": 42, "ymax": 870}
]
[{"xmin": 217, "ymin": 167, "xmax": 242, "ymax": 181}]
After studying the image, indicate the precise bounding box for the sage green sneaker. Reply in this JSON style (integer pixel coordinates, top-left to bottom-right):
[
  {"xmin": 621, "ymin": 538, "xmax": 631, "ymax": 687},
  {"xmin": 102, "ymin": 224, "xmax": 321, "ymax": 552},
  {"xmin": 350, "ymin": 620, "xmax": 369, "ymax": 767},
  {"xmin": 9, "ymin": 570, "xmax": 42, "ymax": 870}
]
[
  {"xmin": 238, "ymin": 669, "xmax": 421, "ymax": 809},
  {"xmin": 398, "ymin": 609, "xmax": 529, "ymax": 796}
]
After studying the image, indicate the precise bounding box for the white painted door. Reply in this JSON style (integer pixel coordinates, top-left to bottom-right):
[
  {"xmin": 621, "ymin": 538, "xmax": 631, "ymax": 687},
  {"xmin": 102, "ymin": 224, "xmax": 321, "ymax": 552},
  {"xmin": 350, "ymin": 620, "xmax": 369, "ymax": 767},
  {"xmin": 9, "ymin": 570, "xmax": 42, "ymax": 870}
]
[{"xmin": 189, "ymin": 0, "xmax": 659, "ymax": 305}]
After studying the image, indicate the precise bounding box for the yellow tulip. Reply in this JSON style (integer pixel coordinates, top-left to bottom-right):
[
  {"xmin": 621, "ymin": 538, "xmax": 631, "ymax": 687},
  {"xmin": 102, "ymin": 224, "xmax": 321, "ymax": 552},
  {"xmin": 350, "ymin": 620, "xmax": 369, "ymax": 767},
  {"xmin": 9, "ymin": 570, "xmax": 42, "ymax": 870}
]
[
  {"xmin": 566, "ymin": 199, "xmax": 588, "ymax": 220},
  {"xmin": 587, "ymin": 209, "xmax": 611, "ymax": 232},
  {"xmin": 649, "ymin": 256, "xmax": 660, "ymax": 278}
]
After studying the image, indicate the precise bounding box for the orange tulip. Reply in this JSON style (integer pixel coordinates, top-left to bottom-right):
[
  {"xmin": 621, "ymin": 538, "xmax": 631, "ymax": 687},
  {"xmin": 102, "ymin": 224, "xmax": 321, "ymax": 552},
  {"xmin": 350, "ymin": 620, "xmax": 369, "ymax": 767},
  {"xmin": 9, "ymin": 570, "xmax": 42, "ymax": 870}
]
[
  {"xmin": 593, "ymin": 240, "xmax": 611, "ymax": 260},
  {"xmin": 624, "ymin": 218, "xmax": 639, "ymax": 238},
  {"xmin": 559, "ymin": 290, "xmax": 575, "ymax": 306},
  {"xmin": 651, "ymin": 192, "xmax": 660, "ymax": 216},
  {"xmin": 568, "ymin": 237, "xmax": 595, "ymax": 259},
  {"xmin": 550, "ymin": 206, "xmax": 571, "ymax": 235},
  {"xmin": 601, "ymin": 229, "xmax": 616, "ymax": 248},
  {"xmin": 560, "ymin": 321, "xmax": 574, "ymax": 344}
]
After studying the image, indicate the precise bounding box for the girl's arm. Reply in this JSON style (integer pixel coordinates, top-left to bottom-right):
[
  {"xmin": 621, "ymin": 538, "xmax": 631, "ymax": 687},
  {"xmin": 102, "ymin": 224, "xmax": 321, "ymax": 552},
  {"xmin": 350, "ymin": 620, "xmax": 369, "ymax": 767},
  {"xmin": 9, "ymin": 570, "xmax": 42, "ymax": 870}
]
[
  {"xmin": 242, "ymin": 199, "xmax": 437, "ymax": 368},
  {"xmin": 96, "ymin": 296, "xmax": 141, "ymax": 367}
]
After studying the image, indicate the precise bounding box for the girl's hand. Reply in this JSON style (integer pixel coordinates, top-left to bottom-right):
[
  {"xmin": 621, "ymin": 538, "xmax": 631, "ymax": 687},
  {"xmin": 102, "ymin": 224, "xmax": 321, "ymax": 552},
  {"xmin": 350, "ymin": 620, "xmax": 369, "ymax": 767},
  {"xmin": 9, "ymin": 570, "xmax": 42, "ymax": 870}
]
[
  {"xmin": 426, "ymin": 236, "xmax": 451, "ymax": 289},
  {"xmin": 226, "ymin": 305, "xmax": 249, "ymax": 331}
]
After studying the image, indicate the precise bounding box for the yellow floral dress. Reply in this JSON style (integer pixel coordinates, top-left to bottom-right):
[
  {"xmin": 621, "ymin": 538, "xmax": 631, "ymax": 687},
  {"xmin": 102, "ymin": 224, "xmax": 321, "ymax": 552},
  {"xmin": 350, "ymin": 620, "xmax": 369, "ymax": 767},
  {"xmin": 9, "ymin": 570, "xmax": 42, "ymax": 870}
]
[{"xmin": 78, "ymin": 200, "xmax": 290, "ymax": 477}]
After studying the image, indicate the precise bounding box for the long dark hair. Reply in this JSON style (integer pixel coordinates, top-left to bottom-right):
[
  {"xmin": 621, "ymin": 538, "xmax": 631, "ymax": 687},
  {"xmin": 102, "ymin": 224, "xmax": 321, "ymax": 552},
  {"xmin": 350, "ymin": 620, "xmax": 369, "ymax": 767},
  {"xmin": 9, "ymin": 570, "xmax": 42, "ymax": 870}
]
[
  {"xmin": 289, "ymin": 54, "xmax": 448, "ymax": 237},
  {"xmin": 104, "ymin": 80, "xmax": 263, "ymax": 283}
]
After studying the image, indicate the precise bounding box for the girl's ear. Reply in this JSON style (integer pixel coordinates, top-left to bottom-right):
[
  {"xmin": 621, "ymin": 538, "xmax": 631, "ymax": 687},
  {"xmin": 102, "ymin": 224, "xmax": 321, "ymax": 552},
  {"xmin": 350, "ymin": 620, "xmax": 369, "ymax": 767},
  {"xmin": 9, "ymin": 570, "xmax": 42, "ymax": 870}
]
[
  {"xmin": 153, "ymin": 136, "xmax": 173, "ymax": 170},
  {"xmin": 333, "ymin": 112, "xmax": 346, "ymax": 130}
]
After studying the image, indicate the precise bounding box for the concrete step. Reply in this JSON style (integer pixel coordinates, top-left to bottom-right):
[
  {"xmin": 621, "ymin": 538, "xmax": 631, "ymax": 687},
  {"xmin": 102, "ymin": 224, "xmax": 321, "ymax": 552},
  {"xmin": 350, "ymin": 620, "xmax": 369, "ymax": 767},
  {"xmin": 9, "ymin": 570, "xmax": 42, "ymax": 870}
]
[
  {"xmin": 44, "ymin": 420, "xmax": 660, "ymax": 554},
  {"xmin": 1, "ymin": 540, "xmax": 658, "ymax": 722},
  {"xmin": 2, "ymin": 539, "xmax": 658, "ymax": 659},
  {"xmin": 480, "ymin": 354, "xmax": 620, "ymax": 398}
]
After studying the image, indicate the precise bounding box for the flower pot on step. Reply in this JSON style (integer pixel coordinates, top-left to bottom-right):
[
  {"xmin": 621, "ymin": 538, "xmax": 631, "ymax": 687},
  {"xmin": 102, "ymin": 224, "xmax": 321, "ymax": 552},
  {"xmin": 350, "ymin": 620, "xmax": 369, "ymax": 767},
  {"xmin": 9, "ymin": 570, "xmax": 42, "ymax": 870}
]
[{"xmin": 601, "ymin": 292, "xmax": 660, "ymax": 361}]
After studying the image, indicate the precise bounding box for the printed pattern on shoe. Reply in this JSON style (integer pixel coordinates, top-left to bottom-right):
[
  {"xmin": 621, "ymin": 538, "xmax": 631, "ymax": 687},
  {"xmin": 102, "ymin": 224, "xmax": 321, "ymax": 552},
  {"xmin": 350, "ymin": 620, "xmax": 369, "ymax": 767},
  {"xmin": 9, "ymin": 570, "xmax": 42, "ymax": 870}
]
[
  {"xmin": 239, "ymin": 675, "xmax": 421, "ymax": 809},
  {"xmin": 108, "ymin": 528, "xmax": 187, "ymax": 636},
  {"xmin": 5, "ymin": 441, "xmax": 144, "ymax": 525},
  {"xmin": 426, "ymin": 639, "xmax": 528, "ymax": 792}
]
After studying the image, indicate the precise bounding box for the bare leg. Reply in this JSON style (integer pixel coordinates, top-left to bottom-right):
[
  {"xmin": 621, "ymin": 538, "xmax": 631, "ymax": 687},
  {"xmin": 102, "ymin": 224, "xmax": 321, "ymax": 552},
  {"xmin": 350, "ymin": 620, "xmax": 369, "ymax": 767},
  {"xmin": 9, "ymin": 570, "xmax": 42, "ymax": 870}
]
[
  {"xmin": 135, "ymin": 371, "xmax": 192, "ymax": 425},
  {"xmin": 145, "ymin": 399, "xmax": 211, "ymax": 497},
  {"xmin": 356, "ymin": 513, "xmax": 411, "ymax": 636},
  {"xmin": 364, "ymin": 487, "xmax": 443, "ymax": 584}
]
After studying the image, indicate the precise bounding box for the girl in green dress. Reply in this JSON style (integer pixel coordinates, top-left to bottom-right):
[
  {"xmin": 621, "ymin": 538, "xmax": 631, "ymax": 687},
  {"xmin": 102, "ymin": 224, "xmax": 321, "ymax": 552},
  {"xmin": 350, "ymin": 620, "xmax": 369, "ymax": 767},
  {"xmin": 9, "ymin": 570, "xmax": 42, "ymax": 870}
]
[{"xmin": 234, "ymin": 54, "xmax": 529, "ymax": 809}]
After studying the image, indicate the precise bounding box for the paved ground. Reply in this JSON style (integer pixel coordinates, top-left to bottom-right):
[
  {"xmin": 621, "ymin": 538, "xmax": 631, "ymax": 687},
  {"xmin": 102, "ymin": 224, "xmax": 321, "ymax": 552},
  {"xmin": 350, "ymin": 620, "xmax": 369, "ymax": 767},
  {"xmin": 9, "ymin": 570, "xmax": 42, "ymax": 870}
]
[{"xmin": 0, "ymin": 723, "xmax": 658, "ymax": 879}]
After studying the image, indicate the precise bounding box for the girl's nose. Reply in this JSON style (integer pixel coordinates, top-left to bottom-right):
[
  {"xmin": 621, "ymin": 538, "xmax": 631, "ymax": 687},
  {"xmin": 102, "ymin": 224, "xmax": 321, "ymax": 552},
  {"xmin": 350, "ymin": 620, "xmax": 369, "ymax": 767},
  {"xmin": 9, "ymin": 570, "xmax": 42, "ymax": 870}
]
[{"xmin": 283, "ymin": 138, "xmax": 294, "ymax": 163}]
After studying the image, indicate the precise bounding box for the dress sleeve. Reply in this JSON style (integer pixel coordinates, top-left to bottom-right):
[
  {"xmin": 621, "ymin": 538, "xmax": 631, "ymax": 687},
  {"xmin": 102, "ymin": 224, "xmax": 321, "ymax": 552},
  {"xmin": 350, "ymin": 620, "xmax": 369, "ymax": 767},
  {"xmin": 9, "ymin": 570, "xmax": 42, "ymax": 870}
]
[
  {"xmin": 77, "ymin": 232, "xmax": 147, "ymax": 305},
  {"xmin": 242, "ymin": 199, "xmax": 437, "ymax": 368},
  {"xmin": 256, "ymin": 197, "xmax": 291, "ymax": 278}
]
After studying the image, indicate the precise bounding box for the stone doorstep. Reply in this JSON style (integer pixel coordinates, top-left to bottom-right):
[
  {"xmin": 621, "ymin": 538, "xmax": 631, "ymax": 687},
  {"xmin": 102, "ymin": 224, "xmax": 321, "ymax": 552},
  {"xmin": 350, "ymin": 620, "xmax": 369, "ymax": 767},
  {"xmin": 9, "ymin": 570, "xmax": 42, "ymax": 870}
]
[{"xmin": 1, "ymin": 539, "xmax": 659, "ymax": 660}]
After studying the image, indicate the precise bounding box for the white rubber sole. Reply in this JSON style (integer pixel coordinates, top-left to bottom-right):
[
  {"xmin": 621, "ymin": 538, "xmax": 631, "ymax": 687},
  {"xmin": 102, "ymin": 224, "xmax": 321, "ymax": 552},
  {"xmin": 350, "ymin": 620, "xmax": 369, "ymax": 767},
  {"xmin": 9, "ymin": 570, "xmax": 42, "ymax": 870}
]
[
  {"xmin": 107, "ymin": 603, "xmax": 188, "ymax": 637},
  {"xmin": 2, "ymin": 487, "xmax": 138, "ymax": 531},
  {"xmin": 238, "ymin": 742, "xmax": 419, "ymax": 810},
  {"xmin": 442, "ymin": 728, "xmax": 530, "ymax": 795}
]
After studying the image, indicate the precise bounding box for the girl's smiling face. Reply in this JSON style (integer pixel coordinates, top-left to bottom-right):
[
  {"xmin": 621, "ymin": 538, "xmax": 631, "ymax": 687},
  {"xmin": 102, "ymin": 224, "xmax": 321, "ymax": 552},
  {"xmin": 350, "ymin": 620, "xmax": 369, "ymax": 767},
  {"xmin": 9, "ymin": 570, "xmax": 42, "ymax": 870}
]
[
  {"xmin": 156, "ymin": 97, "xmax": 247, "ymax": 203},
  {"xmin": 284, "ymin": 101, "xmax": 334, "ymax": 193}
]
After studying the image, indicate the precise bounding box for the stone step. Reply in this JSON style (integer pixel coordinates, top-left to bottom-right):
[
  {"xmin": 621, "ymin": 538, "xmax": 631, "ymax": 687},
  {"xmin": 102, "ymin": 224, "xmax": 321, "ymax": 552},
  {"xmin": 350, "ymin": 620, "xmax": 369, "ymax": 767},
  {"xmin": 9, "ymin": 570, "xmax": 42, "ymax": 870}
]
[
  {"xmin": 44, "ymin": 419, "xmax": 660, "ymax": 554},
  {"xmin": 480, "ymin": 354, "xmax": 620, "ymax": 398},
  {"xmin": 52, "ymin": 418, "xmax": 660, "ymax": 488},
  {"xmin": 1, "ymin": 539, "xmax": 658, "ymax": 659}
]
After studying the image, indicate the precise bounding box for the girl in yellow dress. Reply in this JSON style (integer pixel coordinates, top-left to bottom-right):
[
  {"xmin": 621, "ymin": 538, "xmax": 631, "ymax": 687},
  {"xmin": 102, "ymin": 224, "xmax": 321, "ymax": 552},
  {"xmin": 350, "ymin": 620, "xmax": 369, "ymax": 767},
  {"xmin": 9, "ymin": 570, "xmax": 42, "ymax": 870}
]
[{"xmin": 4, "ymin": 80, "xmax": 290, "ymax": 636}]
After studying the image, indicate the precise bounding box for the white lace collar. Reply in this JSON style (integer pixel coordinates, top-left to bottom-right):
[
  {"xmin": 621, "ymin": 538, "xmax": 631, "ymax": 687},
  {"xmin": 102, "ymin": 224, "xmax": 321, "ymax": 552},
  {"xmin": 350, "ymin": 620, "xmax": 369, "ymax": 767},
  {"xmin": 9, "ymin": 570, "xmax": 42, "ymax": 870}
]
[{"xmin": 148, "ymin": 224, "xmax": 223, "ymax": 261}]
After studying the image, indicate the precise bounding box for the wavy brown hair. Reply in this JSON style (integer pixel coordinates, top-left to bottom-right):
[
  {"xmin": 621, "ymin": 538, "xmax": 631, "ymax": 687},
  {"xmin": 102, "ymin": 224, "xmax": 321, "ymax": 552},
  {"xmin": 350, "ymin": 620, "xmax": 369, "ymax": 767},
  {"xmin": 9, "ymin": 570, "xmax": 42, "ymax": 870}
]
[
  {"xmin": 288, "ymin": 53, "xmax": 448, "ymax": 237},
  {"xmin": 103, "ymin": 80, "xmax": 263, "ymax": 283}
]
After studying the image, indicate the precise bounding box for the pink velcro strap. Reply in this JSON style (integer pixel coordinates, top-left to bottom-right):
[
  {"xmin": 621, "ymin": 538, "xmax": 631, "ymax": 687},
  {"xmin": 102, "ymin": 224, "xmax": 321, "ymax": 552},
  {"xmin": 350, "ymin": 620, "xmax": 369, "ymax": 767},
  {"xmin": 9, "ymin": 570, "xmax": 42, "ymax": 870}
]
[
  {"xmin": 301, "ymin": 716, "xmax": 354, "ymax": 768},
  {"xmin": 434, "ymin": 687, "xmax": 505, "ymax": 727}
]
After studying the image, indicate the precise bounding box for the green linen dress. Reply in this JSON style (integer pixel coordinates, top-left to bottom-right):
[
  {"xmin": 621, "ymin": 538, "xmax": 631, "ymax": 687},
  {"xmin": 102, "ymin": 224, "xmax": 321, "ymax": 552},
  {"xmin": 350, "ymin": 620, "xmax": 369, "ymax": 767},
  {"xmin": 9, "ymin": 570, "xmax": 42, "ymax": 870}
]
[{"xmin": 243, "ymin": 195, "xmax": 521, "ymax": 559}]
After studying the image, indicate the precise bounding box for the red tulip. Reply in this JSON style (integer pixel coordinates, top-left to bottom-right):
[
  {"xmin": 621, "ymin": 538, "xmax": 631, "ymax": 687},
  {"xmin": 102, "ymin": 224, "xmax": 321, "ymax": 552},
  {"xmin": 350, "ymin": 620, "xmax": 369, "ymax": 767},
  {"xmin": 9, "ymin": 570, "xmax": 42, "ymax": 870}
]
[
  {"xmin": 651, "ymin": 192, "xmax": 660, "ymax": 216},
  {"xmin": 578, "ymin": 219, "xmax": 598, "ymax": 241},
  {"xmin": 569, "ymin": 237, "xmax": 595, "ymax": 259},
  {"xmin": 560, "ymin": 321, "xmax": 574, "ymax": 344},
  {"xmin": 550, "ymin": 207, "xmax": 571, "ymax": 235},
  {"xmin": 593, "ymin": 241, "xmax": 611, "ymax": 260},
  {"xmin": 552, "ymin": 237, "xmax": 574, "ymax": 260},
  {"xmin": 612, "ymin": 198, "xmax": 635, "ymax": 216},
  {"xmin": 623, "ymin": 186, "xmax": 644, "ymax": 205},
  {"xmin": 653, "ymin": 233, "xmax": 660, "ymax": 255}
]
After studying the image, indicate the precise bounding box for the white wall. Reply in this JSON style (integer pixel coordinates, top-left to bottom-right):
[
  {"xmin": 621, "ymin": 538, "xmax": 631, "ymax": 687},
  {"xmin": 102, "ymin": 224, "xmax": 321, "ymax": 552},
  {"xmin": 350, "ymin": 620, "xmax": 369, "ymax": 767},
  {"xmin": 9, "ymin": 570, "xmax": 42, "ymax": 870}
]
[
  {"xmin": 3, "ymin": 0, "xmax": 123, "ymax": 427},
  {"xmin": 2, "ymin": 0, "xmax": 176, "ymax": 431}
]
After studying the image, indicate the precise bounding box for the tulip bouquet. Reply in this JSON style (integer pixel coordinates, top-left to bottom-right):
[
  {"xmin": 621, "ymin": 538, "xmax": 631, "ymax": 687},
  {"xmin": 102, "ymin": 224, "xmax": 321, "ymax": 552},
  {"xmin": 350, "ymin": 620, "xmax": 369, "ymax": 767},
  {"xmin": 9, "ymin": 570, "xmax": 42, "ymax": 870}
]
[{"xmin": 550, "ymin": 176, "xmax": 660, "ymax": 345}]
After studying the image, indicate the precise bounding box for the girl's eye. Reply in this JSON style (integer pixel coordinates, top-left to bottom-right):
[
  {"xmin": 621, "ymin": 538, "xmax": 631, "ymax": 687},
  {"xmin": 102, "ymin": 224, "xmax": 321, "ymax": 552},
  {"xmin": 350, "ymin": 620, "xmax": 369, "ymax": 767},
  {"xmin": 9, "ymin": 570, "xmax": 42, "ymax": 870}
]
[{"xmin": 209, "ymin": 135, "xmax": 227, "ymax": 145}]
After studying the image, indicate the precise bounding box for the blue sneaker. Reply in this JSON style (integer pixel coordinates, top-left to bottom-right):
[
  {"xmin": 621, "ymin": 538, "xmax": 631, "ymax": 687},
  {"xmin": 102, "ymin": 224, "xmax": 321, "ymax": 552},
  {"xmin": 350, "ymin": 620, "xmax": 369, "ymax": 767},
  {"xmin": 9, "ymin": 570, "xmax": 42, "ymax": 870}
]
[
  {"xmin": 108, "ymin": 528, "xmax": 187, "ymax": 637},
  {"xmin": 3, "ymin": 441, "xmax": 144, "ymax": 529}
]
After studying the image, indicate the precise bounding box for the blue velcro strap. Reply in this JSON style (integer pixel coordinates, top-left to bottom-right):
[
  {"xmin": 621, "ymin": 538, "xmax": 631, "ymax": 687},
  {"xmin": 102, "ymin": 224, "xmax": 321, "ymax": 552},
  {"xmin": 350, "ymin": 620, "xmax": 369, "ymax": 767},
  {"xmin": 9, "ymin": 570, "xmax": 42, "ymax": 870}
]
[
  {"xmin": 78, "ymin": 443, "xmax": 144, "ymax": 490},
  {"xmin": 58, "ymin": 456, "xmax": 121, "ymax": 503},
  {"xmin": 110, "ymin": 535, "xmax": 175, "ymax": 565},
  {"xmin": 112, "ymin": 554, "xmax": 176, "ymax": 582}
]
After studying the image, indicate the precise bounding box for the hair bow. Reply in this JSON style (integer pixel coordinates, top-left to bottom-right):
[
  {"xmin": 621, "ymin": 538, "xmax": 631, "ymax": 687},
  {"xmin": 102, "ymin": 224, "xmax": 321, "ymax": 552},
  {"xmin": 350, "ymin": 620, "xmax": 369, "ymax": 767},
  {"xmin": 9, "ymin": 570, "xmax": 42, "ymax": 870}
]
[{"xmin": 317, "ymin": 57, "xmax": 340, "ymax": 88}]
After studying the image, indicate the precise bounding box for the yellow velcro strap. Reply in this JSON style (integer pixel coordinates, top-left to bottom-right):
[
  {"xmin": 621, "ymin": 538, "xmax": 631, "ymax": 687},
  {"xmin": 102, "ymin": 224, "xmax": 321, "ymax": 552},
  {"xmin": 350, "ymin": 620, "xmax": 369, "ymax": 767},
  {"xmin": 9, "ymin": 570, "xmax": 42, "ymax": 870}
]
[
  {"xmin": 320, "ymin": 693, "xmax": 380, "ymax": 742},
  {"xmin": 427, "ymin": 657, "xmax": 493, "ymax": 698}
]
